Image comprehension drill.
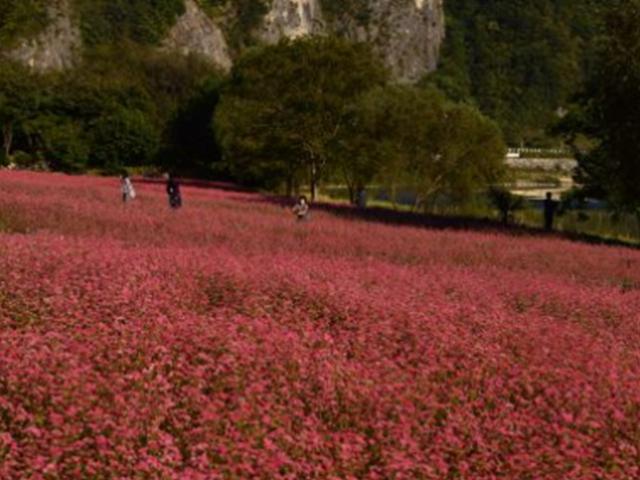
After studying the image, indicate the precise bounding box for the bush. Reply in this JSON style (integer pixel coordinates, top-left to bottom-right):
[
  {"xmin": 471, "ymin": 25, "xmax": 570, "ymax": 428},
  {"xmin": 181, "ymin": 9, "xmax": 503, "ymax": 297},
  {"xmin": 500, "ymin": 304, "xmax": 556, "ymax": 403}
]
[
  {"xmin": 90, "ymin": 108, "xmax": 160, "ymax": 171},
  {"xmin": 38, "ymin": 120, "xmax": 90, "ymax": 172},
  {"xmin": 488, "ymin": 186, "xmax": 525, "ymax": 225},
  {"xmin": 75, "ymin": 0, "xmax": 185, "ymax": 46}
]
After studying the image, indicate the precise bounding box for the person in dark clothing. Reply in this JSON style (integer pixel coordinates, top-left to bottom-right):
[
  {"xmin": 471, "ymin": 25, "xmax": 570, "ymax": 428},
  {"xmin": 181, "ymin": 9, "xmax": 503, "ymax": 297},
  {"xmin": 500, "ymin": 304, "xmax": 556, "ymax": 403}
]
[
  {"xmin": 356, "ymin": 188, "xmax": 367, "ymax": 209},
  {"xmin": 166, "ymin": 173, "xmax": 182, "ymax": 209},
  {"xmin": 543, "ymin": 192, "xmax": 558, "ymax": 231}
]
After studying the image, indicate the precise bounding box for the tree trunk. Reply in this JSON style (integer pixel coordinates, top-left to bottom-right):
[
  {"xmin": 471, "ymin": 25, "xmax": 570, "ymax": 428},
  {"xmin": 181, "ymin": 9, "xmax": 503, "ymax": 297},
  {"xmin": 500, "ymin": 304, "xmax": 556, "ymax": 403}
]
[
  {"xmin": 347, "ymin": 184, "xmax": 355, "ymax": 205},
  {"xmin": 2, "ymin": 124, "xmax": 13, "ymax": 160},
  {"xmin": 413, "ymin": 194, "xmax": 422, "ymax": 213},
  {"xmin": 390, "ymin": 182, "xmax": 398, "ymax": 210},
  {"xmin": 310, "ymin": 161, "xmax": 318, "ymax": 202},
  {"xmin": 286, "ymin": 175, "xmax": 293, "ymax": 198}
]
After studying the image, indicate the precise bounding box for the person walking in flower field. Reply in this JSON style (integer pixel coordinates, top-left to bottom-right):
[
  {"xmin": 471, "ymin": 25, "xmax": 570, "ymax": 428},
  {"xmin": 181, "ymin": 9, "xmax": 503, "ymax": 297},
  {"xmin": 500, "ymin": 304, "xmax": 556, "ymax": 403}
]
[
  {"xmin": 120, "ymin": 172, "xmax": 136, "ymax": 203},
  {"xmin": 292, "ymin": 195, "xmax": 310, "ymax": 221},
  {"xmin": 166, "ymin": 173, "xmax": 182, "ymax": 209}
]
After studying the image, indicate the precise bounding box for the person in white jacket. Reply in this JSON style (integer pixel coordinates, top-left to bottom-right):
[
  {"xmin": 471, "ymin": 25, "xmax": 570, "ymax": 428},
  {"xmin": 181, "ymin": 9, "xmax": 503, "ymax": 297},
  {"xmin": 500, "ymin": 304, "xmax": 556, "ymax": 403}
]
[
  {"xmin": 120, "ymin": 173, "xmax": 136, "ymax": 203},
  {"xmin": 292, "ymin": 195, "xmax": 310, "ymax": 221}
]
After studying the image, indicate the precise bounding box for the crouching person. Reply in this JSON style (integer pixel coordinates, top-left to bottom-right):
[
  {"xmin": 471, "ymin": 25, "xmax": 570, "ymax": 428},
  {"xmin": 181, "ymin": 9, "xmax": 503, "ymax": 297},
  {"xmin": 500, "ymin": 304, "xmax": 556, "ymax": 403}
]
[{"xmin": 292, "ymin": 196, "xmax": 310, "ymax": 222}]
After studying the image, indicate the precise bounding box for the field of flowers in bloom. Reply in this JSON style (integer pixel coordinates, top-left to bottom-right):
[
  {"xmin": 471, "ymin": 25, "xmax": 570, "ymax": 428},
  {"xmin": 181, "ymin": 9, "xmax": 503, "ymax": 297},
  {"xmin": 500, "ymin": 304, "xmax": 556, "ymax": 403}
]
[{"xmin": 1, "ymin": 171, "xmax": 640, "ymax": 479}]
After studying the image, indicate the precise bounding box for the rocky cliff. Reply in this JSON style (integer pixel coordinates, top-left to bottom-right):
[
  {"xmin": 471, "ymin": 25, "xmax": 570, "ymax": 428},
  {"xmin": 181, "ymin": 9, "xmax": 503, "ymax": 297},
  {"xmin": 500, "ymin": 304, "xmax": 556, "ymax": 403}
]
[
  {"xmin": 260, "ymin": 0, "xmax": 444, "ymax": 81},
  {"xmin": 163, "ymin": 0, "xmax": 232, "ymax": 72},
  {"xmin": 4, "ymin": 0, "xmax": 444, "ymax": 82},
  {"xmin": 7, "ymin": 0, "xmax": 81, "ymax": 72}
]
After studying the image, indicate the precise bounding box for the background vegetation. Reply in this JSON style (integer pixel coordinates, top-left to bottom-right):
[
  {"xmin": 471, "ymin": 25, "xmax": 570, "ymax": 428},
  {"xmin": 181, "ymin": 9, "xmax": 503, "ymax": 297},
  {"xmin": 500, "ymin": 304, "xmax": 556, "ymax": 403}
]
[
  {"xmin": 0, "ymin": 0, "xmax": 49, "ymax": 46},
  {"xmin": 0, "ymin": 46, "xmax": 222, "ymax": 175},
  {"xmin": 74, "ymin": 0, "xmax": 186, "ymax": 46},
  {"xmin": 429, "ymin": 0, "xmax": 601, "ymax": 145},
  {"xmin": 200, "ymin": 0, "xmax": 271, "ymax": 51}
]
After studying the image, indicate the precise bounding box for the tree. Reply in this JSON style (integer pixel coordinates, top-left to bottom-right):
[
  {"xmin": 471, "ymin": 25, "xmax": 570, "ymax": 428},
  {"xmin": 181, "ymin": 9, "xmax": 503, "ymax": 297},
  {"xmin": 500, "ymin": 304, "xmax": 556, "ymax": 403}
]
[
  {"xmin": 31, "ymin": 116, "xmax": 90, "ymax": 172},
  {"xmin": 427, "ymin": 0, "xmax": 601, "ymax": 144},
  {"xmin": 345, "ymin": 85, "xmax": 506, "ymax": 210},
  {"xmin": 557, "ymin": 0, "xmax": 640, "ymax": 214},
  {"xmin": 330, "ymin": 88, "xmax": 392, "ymax": 204},
  {"xmin": 488, "ymin": 186, "xmax": 525, "ymax": 224},
  {"xmin": 215, "ymin": 36, "xmax": 388, "ymax": 199},
  {"xmin": 0, "ymin": 62, "xmax": 41, "ymax": 160},
  {"xmin": 416, "ymin": 101, "xmax": 506, "ymax": 207},
  {"xmin": 161, "ymin": 77, "xmax": 224, "ymax": 177},
  {"xmin": 90, "ymin": 107, "xmax": 160, "ymax": 171}
]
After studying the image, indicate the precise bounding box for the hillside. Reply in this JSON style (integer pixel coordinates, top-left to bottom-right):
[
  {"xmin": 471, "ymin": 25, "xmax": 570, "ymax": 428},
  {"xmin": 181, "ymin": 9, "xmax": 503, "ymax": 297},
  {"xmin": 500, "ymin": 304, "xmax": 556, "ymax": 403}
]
[
  {"xmin": 1, "ymin": 0, "xmax": 605, "ymax": 145},
  {"xmin": 431, "ymin": 0, "xmax": 601, "ymax": 143},
  {"xmin": 0, "ymin": 0, "xmax": 445, "ymax": 81},
  {"xmin": 1, "ymin": 171, "xmax": 640, "ymax": 477}
]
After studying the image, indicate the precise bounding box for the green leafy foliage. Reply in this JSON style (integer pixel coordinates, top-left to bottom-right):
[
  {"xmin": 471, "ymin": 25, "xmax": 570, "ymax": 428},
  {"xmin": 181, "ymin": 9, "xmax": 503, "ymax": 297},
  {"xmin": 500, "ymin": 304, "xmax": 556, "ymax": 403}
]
[
  {"xmin": 429, "ymin": 0, "xmax": 601, "ymax": 144},
  {"xmin": 215, "ymin": 36, "xmax": 388, "ymax": 197},
  {"xmin": 346, "ymin": 85, "xmax": 506, "ymax": 209},
  {"xmin": 91, "ymin": 107, "xmax": 160, "ymax": 171},
  {"xmin": 200, "ymin": 0, "xmax": 270, "ymax": 50},
  {"xmin": 216, "ymin": 37, "xmax": 505, "ymax": 201},
  {"xmin": 0, "ymin": 0, "xmax": 50, "ymax": 45},
  {"xmin": 160, "ymin": 77, "xmax": 224, "ymax": 177},
  {"xmin": 0, "ymin": 61, "xmax": 43, "ymax": 160},
  {"xmin": 34, "ymin": 117, "xmax": 91, "ymax": 172},
  {"xmin": 1, "ymin": 44, "xmax": 223, "ymax": 175},
  {"xmin": 74, "ymin": 0, "xmax": 185, "ymax": 46},
  {"xmin": 557, "ymin": 0, "xmax": 640, "ymax": 212}
]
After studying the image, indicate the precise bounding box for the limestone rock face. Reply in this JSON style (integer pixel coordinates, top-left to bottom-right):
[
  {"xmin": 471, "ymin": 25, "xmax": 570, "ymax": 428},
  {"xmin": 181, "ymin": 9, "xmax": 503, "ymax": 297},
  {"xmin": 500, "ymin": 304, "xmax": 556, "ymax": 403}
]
[
  {"xmin": 260, "ymin": 0, "xmax": 445, "ymax": 81},
  {"xmin": 327, "ymin": 0, "xmax": 445, "ymax": 82},
  {"xmin": 163, "ymin": 0, "xmax": 232, "ymax": 72},
  {"xmin": 7, "ymin": 0, "xmax": 81, "ymax": 72},
  {"xmin": 260, "ymin": 0, "xmax": 325, "ymax": 42},
  {"xmin": 4, "ymin": 0, "xmax": 445, "ymax": 82},
  {"xmin": 367, "ymin": 0, "xmax": 445, "ymax": 81}
]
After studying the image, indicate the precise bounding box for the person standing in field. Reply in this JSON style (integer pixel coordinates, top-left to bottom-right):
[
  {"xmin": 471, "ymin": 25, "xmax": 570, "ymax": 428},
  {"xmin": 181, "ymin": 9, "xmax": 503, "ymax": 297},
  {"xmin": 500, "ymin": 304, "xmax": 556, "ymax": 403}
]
[
  {"xmin": 356, "ymin": 188, "xmax": 367, "ymax": 209},
  {"xmin": 166, "ymin": 173, "xmax": 182, "ymax": 209},
  {"xmin": 292, "ymin": 195, "xmax": 310, "ymax": 221},
  {"xmin": 543, "ymin": 191, "xmax": 558, "ymax": 231},
  {"xmin": 120, "ymin": 172, "xmax": 136, "ymax": 203}
]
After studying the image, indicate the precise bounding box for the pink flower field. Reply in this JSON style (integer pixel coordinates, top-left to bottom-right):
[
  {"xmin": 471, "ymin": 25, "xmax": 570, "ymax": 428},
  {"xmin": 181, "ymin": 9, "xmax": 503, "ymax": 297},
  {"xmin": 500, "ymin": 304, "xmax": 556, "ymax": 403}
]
[{"xmin": 1, "ymin": 171, "xmax": 640, "ymax": 479}]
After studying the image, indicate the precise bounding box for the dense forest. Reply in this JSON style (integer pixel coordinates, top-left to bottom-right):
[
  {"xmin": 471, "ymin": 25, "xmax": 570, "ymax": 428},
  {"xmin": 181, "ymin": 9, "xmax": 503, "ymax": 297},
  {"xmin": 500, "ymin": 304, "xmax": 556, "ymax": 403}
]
[{"xmin": 430, "ymin": 0, "xmax": 601, "ymax": 144}]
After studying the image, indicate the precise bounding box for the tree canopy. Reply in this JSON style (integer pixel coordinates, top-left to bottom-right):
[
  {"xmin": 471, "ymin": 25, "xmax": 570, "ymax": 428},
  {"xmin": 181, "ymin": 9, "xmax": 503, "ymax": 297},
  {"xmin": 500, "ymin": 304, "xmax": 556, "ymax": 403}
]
[
  {"xmin": 340, "ymin": 85, "xmax": 506, "ymax": 209},
  {"xmin": 557, "ymin": 0, "xmax": 640, "ymax": 213},
  {"xmin": 1, "ymin": 46, "xmax": 223, "ymax": 174},
  {"xmin": 215, "ymin": 36, "xmax": 388, "ymax": 198},
  {"xmin": 216, "ymin": 37, "xmax": 505, "ymax": 204},
  {"xmin": 429, "ymin": 0, "xmax": 601, "ymax": 145}
]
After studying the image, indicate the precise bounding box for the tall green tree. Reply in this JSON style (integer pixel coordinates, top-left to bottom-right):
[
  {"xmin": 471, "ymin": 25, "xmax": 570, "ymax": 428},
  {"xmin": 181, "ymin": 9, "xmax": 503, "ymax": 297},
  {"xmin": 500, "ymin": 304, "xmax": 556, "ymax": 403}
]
[
  {"xmin": 0, "ymin": 62, "xmax": 41, "ymax": 161},
  {"xmin": 215, "ymin": 36, "xmax": 388, "ymax": 199},
  {"xmin": 347, "ymin": 85, "xmax": 506, "ymax": 210},
  {"xmin": 558, "ymin": 0, "xmax": 640, "ymax": 214}
]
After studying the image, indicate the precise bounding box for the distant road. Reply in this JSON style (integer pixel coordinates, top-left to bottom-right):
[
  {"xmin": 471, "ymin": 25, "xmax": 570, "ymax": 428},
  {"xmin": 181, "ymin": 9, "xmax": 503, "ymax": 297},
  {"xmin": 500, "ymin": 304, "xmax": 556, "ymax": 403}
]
[{"xmin": 505, "ymin": 157, "xmax": 578, "ymax": 172}]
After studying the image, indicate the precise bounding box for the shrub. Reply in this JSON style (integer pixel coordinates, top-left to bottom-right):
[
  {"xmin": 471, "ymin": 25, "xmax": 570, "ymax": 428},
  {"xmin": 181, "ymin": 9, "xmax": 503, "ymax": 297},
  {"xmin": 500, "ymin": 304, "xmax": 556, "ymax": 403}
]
[
  {"xmin": 90, "ymin": 107, "xmax": 160, "ymax": 170},
  {"xmin": 488, "ymin": 186, "xmax": 525, "ymax": 224}
]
